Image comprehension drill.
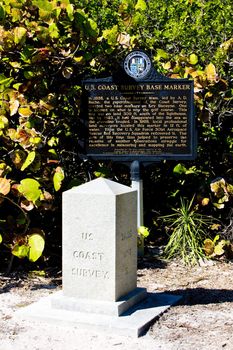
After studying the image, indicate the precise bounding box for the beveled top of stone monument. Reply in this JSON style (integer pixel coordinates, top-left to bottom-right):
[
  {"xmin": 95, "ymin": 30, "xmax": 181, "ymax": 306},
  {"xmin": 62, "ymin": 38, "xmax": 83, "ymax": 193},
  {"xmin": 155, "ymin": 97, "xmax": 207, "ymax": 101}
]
[{"xmin": 67, "ymin": 178, "xmax": 136, "ymax": 195}]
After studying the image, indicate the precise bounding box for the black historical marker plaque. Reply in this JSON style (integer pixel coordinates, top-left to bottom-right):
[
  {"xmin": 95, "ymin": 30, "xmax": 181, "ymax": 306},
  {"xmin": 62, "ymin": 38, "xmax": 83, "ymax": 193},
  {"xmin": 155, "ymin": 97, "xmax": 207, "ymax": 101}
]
[{"xmin": 79, "ymin": 51, "xmax": 196, "ymax": 162}]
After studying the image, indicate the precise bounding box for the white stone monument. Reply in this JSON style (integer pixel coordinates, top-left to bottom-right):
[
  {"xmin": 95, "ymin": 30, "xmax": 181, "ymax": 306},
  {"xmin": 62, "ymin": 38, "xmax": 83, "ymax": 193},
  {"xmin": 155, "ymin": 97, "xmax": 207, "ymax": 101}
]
[{"xmin": 52, "ymin": 177, "xmax": 147, "ymax": 315}]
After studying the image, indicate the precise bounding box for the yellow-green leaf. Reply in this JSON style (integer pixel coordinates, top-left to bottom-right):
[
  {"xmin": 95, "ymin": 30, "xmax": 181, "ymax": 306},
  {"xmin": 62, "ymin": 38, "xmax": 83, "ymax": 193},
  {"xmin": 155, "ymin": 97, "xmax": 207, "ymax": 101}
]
[
  {"xmin": 21, "ymin": 151, "xmax": 36, "ymax": 171},
  {"xmin": 86, "ymin": 18, "xmax": 98, "ymax": 37},
  {"xmin": 18, "ymin": 178, "xmax": 42, "ymax": 203},
  {"xmin": 201, "ymin": 198, "xmax": 210, "ymax": 206},
  {"xmin": 0, "ymin": 234, "xmax": 2, "ymax": 244},
  {"xmin": 53, "ymin": 167, "xmax": 65, "ymax": 191},
  {"xmin": 173, "ymin": 163, "xmax": 187, "ymax": 175},
  {"xmin": 49, "ymin": 23, "xmax": 59, "ymax": 39},
  {"xmin": 12, "ymin": 244, "xmax": 29, "ymax": 259},
  {"xmin": 101, "ymin": 25, "xmax": 119, "ymax": 45},
  {"xmin": 28, "ymin": 233, "xmax": 45, "ymax": 262},
  {"xmin": 0, "ymin": 116, "xmax": 8, "ymax": 129},
  {"xmin": 189, "ymin": 53, "xmax": 198, "ymax": 65},
  {"xmin": 227, "ymin": 184, "xmax": 233, "ymax": 196},
  {"xmin": 18, "ymin": 106, "xmax": 33, "ymax": 118},
  {"xmin": 154, "ymin": 49, "xmax": 169, "ymax": 61},
  {"xmin": 205, "ymin": 63, "xmax": 217, "ymax": 82},
  {"xmin": 74, "ymin": 56, "xmax": 84, "ymax": 64},
  {"xmin": 135, "ymin": 0, "xmax": 147, "ymax": 11},
  {"xmin": 214, "ymin": 243, "xmax": 225, "ymax": 256},
  {"xmin": 66, "ymin": 3, "xmax": 74, "ymax": 20},
  {"xmin": 138, "ymin": 226, "xmax": 150, "ymax": 238},
  {"xmin": 213, "ymin": 202, "xmax": 225, "ymax": 209},
  {"xmin": 211, "ymin": 224, "xmax": 221, "ymax": 231},
  {"xmin": 29, "ymin": 137, "xmax": 42, "ymax": 145},
  {"xmin": 14, "ymin": 27, "xmax": 27, "ymax": 45}
]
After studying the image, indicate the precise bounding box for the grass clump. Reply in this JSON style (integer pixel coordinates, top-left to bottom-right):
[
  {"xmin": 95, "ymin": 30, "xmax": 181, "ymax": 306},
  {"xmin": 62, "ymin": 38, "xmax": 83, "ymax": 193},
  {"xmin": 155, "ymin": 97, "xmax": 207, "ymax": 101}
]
[{"xmin": 161, "ymin": 197, "xmax": 213, "ymax": 265}]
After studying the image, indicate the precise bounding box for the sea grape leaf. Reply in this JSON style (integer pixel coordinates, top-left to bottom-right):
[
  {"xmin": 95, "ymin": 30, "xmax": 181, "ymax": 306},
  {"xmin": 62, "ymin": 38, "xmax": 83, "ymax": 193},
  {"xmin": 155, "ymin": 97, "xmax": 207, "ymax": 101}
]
[
  {"xmin": 173, "ymin": 163, "xmax": 187, "ymax": 175},
  {"xmin": 135, "ymin": 0, "xmax": 147, "ymax": 11},
  {"xmin": 49, "ymin": 23, "xmax": 59, "ymax": 39},
  {"xmin": 9, "ymin": 99, "xmax": 20, "ymax": 116},
  {"xmin": 66, "ymin": 4, "xmax": 74, "ymax": 20},
  {"xmin": 0, "ymin": 116, "xmax": 8, "ymax": 129},
  {"xmin": 203, "ymin": 238, "xmax": 214, "ymax": 256},
  {"xmin": 14, "ymin": 27, "xmax": 27, "ymax": 45},
  {"xmin": 74, "ymin": 9, "xmax": 87, "ymax": 26},
  {"xmin": 0, "ymin": 74, "xmax": 13, "ymax": 87},
  {"xmin": 85, "ymin": 18, "xmax": 98, "ymax": 37},
  {"xmin": 0, "ymin": 178, "xmax": 11, "ymax": 195},
  {"xmin": 213, "ymin": 202, "xmax": 225, "ymax": 209},
  {"xmin": 227, "ymin": 184, "xmax": 233, "ymax": 196},
  {"xmin": 74, "ymin": 56, "xmax": 84, "ymax": 64},
  {"xmin": 189, "ymin": 53, "xmax": 198, "ymax": 65},
  {"xmin": 21, "ymin": 151, "xmax": 36, "ymax": 171},
  {"xmin": 53, "ymin": 167, "xmax": 65, "ymax": 191},
  {"xmin": 138, "ymin": 226, "xmax": 150, "ymax": 238},
  {"xmin": 214, "ymin": 242, "xmax": 225, "ymax": 256},
  {"xmin": 12, "ymin": 244, "xmax": 29, "ymax": 259},
  {"xmin": 10, "ymin": 149, "xmax": 26, "ymax": 168},
  {"xmin": 117, "ymin": 33, "xmax": 130, "ymax": 47},
  {"xmin": 18, "ymin": 106, "xmax": 33, "ymax": 117},
  {"xmin": 201, "ymin": 198, "xmax": 210, "ymax": 206},
  {"xmin": 101, "ymin": 25, "xmax": 119, "ymax": 45},
  {"xmin": 210, "ymin": 178, "xmax": 227, "ymax": 197},
  {"xmin": 20, "ymin": 199, "xmax": 34, "ymax": 211},
  {"xmin": 18, "ymin": 178, "xmax": 42, "ymax": 203},
  {"xmin": 28, "ymin": 233, "xmax": 45, "ymax": 262},
  {"xmin": 62, "ymin": 67, "xmax": 73, "ymax": 79},
  {"xmin": 205, "ymin": 63, "xmax": 217, "ymax": 82},
  {"xmin": 0, "ymin": 5, "xmax": 5, "ymax": 20},
  {"xmin": 155, "ymin": 49, "xmax": 169, "ymax": 61}
]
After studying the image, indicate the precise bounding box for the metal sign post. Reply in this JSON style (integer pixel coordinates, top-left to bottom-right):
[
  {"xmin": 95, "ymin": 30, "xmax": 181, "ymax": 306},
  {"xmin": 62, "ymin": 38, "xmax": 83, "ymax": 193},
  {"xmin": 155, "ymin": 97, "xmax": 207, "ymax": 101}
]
[{"xmin": 130, "ymin": 161, "xmax": 144, "ymax": 256}]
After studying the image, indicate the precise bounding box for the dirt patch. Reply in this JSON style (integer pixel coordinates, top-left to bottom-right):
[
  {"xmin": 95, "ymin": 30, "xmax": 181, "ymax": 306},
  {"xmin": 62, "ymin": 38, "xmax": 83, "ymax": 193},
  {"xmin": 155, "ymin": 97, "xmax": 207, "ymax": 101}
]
[{"xmin": 0, "ymin": 259, "xmax": 233, "ymax": 350}]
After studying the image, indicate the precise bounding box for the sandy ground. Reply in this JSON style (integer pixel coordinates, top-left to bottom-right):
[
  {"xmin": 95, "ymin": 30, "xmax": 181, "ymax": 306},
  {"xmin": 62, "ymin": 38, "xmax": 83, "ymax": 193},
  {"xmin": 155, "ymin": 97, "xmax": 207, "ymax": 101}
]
[{"xmin": 0, "ymin": 258, "xmax": 233, "ymax": 350}]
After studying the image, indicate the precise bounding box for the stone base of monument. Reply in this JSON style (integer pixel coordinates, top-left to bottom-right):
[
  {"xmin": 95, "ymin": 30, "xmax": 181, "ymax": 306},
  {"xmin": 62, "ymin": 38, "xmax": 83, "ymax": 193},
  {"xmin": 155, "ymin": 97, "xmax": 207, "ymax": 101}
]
[
  {"xmin": 15, "ymin": 290, "xmax": 182, "ymax": 337},
  {"xmin": 52, "ymin": 287, "xmax": 147, "ymax": 316}
]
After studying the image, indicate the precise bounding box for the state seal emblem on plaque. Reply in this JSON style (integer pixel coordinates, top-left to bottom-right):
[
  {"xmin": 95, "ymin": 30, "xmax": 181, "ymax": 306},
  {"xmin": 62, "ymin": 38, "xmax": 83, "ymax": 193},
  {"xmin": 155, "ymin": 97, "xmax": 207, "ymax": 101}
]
[{"xmin": 124, "ymin": 51, "xmax": 152, "ymax": 79}]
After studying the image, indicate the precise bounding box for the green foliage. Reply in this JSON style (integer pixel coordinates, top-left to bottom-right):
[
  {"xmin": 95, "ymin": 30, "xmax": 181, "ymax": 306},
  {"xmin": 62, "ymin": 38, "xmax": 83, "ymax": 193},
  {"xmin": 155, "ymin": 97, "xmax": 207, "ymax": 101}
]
[
  {"xmin": 12, "ymin": 244, "xmax": 29, "ymax": 259},
  {"xmin": 28, "ymin": 233, "xmax": 45, "ymax": 262},
  {"xmin": 203, "ymin": 235, "xmax": 233, "ymax": 260},
  {"xmin": 0, "ymin": 0, "xmax": 232, "ymax": 269},
  {"xmin": 11, "ymin": 231, "xmax": 45, "ymax": 262},
  {"xmin": 210, "ymin": 177, "xmax": 233, "ymax": 209},
  {"xmin": 138, "ymin": 226, "xmax": 150, "ymax": 238},
  {"xmin": 53, "ymin": 167, "xmax": 65, "ymax": 191},
  {"xmin": 161, "ymin": 197, "xmax": 213, "ymax": 265},
  {"xmin": 18, "ymin": 179, "xmax": 42, "ymax": 203}
]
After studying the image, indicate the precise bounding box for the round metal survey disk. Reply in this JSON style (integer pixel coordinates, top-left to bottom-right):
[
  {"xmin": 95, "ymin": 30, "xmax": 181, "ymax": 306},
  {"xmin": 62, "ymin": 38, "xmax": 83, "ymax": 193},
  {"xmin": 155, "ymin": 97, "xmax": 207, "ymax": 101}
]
[{"xmin": 124, "ymin": 51, "xmax": 152, "ymax": 79}]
